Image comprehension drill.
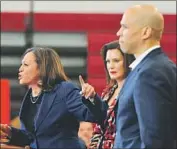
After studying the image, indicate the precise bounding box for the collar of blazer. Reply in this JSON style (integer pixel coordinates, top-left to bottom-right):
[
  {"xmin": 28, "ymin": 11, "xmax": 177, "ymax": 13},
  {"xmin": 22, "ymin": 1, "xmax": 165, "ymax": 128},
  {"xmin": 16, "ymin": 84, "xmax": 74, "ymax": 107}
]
[{"xmin": 117, "ymin": 48, "xmax": 162, "ymax": 101}]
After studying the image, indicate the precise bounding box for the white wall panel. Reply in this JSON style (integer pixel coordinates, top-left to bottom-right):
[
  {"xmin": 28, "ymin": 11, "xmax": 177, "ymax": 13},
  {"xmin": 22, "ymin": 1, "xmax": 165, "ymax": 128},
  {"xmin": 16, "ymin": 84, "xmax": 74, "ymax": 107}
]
[
  {"xmin": 1, "ymin": 32, "xmax": 87, "ymax": 47},
  {"xmin": 33, "ymin": 33, "xmax": 87, "ymax": 47},
  {"xmin": 1, "ymin": 1, "xmax": 31, "ymax": 12},
  {"xmin": 1, "ymin": 56, "xmax": 85, "ymax": 67},
  {"xmin": 1, "ymin": 1, "xmax": 176, "ymax": 14},
  {"xmin": 1, "ymin": 32, "xmax": 25, "ymax": 46}
]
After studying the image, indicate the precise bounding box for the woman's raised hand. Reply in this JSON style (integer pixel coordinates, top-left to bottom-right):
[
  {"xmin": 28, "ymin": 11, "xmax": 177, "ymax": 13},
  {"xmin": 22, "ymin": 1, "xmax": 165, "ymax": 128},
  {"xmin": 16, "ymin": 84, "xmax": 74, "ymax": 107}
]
[{"xmin": 79, "ymin": 75, "xmax": 96, "ymax": 99}]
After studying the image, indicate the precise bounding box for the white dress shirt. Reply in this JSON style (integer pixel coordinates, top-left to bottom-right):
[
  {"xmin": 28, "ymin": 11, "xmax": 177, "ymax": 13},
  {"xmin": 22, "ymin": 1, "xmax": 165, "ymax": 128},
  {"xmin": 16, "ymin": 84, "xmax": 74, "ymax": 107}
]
[{"xmin": 129, "ymin": 45, "xmax": 160, "ymax": 71}]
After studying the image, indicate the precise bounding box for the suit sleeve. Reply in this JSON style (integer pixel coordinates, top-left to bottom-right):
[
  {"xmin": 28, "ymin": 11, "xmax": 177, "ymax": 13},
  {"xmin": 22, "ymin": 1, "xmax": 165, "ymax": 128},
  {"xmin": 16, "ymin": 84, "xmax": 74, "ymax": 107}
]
[
  {"xmin": 82, "ymin": 94, "xmax": 108, "ymax": 125},
  {"xmin": 8, "ymin": 124, "xmax": 34, "ymax": 146},
  {"xmin": 64, "ymin": 84, "xmax": 107, "ymax": 124},
  {"xmin": 133, "ymin": 71, "xmax": 176, "ymax": 148}
]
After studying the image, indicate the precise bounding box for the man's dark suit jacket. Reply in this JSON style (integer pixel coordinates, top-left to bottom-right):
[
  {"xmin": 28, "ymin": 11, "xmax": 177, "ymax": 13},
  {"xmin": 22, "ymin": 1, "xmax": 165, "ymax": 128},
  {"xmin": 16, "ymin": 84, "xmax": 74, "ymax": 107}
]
[{"xmin": 114, "ymin": 48, "xmax": 177, "ymax": 148}]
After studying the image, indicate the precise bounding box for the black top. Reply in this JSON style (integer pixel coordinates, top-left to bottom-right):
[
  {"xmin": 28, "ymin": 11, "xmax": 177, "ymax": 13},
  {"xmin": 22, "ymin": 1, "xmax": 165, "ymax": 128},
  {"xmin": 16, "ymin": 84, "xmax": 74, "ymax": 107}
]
[{"xmin": 25, "ymin": 92, "xmax": 43, "ymax": 133}]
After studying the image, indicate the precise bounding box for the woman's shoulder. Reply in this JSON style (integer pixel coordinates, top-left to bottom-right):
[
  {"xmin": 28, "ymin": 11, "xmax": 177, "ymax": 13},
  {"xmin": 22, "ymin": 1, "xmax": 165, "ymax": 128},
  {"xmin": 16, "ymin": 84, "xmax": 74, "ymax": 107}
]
[{"xmin": 55, "ymin": 81, "xmax": 79, "ymax": 91}]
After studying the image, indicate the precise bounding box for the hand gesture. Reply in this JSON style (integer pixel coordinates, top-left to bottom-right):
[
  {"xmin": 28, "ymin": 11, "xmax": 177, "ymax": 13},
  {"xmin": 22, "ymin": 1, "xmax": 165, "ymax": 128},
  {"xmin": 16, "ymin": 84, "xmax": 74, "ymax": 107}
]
[
  {"xmin": 79, "ymin": 75, "xmax": 96, "ymax": 99},
  {"xmin": 0, "ymin": 124, "xmax": 11, "ymax": 140},
  {"xmin": 25, "ymin": 146, "xmax": 31, "ymax": 149}
]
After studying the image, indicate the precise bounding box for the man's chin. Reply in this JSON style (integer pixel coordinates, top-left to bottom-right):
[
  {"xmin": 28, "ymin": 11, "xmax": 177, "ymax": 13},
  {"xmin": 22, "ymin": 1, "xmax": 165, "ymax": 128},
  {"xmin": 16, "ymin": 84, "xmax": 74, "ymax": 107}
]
[{"xmin": 121, "ymin": 48, "xmax": 128, "ymax": 54}]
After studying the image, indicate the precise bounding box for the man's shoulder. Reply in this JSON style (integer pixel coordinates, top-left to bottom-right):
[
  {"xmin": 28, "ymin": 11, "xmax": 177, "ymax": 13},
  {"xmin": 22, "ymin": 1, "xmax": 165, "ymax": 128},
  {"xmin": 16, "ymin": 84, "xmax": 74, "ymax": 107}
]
[{"xmin": 141, "ymin": 52, "xmax": 175, "ymax": 72}]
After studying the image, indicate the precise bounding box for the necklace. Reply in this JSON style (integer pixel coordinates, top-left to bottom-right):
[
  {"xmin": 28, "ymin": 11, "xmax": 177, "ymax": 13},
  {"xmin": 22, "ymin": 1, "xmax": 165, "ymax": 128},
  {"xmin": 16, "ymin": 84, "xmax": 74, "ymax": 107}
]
[{"xmin": 30, "ymin": 92, "xmax": 42, "ymax": 104}]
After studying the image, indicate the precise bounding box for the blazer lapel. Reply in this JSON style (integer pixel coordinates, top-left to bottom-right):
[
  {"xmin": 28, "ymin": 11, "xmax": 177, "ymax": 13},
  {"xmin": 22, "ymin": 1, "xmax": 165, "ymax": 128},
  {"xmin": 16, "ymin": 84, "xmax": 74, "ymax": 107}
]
[
  {"xmin": 133, "ymin": 48, "xmax": 161, "ymax": 72},
  {"xmin": 19, "ymin": 89, "xmax": 31, "ymax": 121},
  {"xmin": 34, "ymin": 90, "xmax": 57, "ymax": 131},
  {"xmin": 117, "ymin": 69, "xmax": 137, "ymax": 99},
  {"xmin": 117, "ymin": 48, "xmax": 162, "ymax": 100}
]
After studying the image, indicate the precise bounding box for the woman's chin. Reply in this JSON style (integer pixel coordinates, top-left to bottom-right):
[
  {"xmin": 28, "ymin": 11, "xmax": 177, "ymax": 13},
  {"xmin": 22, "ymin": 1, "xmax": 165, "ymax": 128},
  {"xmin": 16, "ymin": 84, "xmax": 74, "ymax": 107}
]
[
  {"xmin": 111, "ymin": 75, "xmax": 124, "ymax": 81},
  {"xmin": 110, "ymin": 75, "xmax": 119, "ymax": 80},
  {"xmin": 19, "ymin": 80, "xmax": 25, "ymax": 85}
]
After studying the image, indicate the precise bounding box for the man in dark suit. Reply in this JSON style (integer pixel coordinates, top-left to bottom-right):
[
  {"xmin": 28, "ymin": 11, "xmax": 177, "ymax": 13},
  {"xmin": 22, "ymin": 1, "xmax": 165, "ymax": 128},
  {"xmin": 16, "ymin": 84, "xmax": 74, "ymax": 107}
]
[{"xmin": 114, "ymin": 4, "xmax": 177, "ymax": 148}]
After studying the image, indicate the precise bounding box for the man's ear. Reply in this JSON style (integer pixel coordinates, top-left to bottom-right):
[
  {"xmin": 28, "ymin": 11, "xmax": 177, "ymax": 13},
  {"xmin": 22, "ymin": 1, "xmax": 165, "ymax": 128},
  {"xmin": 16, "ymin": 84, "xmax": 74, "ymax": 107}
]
[{"xmin": 141, "ymin": 26, "xmax": 152, "ymax": 40}]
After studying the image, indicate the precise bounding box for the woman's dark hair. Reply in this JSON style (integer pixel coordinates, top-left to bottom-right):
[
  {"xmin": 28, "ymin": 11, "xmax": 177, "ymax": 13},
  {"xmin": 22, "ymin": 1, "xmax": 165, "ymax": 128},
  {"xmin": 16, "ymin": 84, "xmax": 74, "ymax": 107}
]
[
  {"xmin": 23, "ymin": 47, "xmax": 69, "ymax": 91},
  {"xmin": 101, "ymin": 40, "xmax": 135, "ymax": 86}
]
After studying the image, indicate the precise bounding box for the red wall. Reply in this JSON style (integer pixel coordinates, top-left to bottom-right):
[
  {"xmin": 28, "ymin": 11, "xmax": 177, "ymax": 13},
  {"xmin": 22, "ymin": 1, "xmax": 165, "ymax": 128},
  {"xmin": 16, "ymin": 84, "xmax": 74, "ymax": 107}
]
[
  {"xmin": 1, "ymin": 12, "xmax": 176, "ymax": 96},
  {"xmin": 0, "ymin": 79, "xmax": 10, "ymax": 124},
  {"xmin": 1, "ymin": 12, "xmax": 176, "ymax": 33}
]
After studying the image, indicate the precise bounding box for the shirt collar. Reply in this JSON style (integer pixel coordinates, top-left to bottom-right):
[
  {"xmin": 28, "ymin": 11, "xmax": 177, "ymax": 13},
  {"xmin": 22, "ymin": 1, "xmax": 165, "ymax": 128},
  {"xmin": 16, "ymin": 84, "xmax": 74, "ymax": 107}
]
[{"xmin": 129, "ymin": 45, "xmax": 160, "ymax": 70}]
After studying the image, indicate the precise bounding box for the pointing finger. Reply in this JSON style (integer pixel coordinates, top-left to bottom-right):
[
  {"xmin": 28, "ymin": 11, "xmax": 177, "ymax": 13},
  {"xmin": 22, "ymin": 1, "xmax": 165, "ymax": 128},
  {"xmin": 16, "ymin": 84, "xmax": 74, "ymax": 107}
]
[{"xmin": 79, "ymin": 75, "xmax": 85, "ymax": 86}]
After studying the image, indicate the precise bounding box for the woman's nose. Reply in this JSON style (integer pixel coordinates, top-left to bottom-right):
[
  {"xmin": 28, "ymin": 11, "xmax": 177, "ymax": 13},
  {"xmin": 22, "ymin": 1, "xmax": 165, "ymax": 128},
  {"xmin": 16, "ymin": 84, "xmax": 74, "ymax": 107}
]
[
  {"xmin": 109, "ymin": 62, "xmax": 115, "ymax": 68},
  {"xmin": 19, "ymin": 65, "xmax": 23, "ymax": 72}
]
